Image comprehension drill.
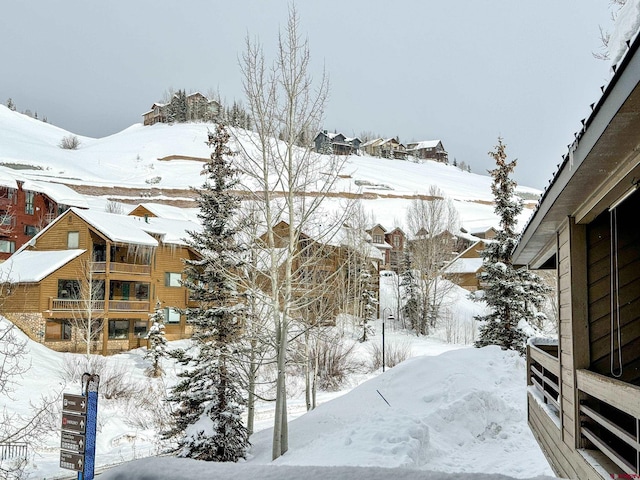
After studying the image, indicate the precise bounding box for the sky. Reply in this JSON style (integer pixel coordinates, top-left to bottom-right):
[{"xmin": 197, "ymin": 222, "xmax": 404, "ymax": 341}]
[{"xmin": 0, "ymin": 1, "xmax": 615, "ymax": 189}]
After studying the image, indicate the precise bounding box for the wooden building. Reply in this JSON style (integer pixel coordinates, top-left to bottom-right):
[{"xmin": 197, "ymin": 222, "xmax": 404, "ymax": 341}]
[
  {"xmin": 313, "ymin": 131, "xmax": 361, "ymax": 155},
  {"xmin": 142, "ymin": 92, "xmax": 220, "ymax": 126},
  {"xmin": 0, "ymin": 208, "xmax": 201, "ymax": 355},
  {"xmin": 512, "ymin": 32, "xmax": 640, "ymax": 479},
  {"xmin": 406, "ymin": 140, "xmax": 449, "ymax": 164},
  {"xmin": 442, "ymin": 241, "xmax": 485, "ymax": 291},
  {"xmin": 366, "ymin": 225, "xmax": 406, "ymax": 273},
  {"xmin": 0, "ymin": 170, "xmax": 88, "ymax": 260},
  {"xmin": 258, "ymin": 221, "xmax": 382, "ymax": 322}
]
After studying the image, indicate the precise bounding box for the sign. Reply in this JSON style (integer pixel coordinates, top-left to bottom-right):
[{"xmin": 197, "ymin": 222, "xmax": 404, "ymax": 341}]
[
  {"xmin": 60, "ymin": 431, "xmax": 85, "ymax": 453},
  {"xmin": 62, "ymin": 393, "xmax": 87, "ymax": 414},
  {"xmin": 61, "ymin": 413, "xmax": 86, "ymax": 434},
  {"xmin": 59, "ymin": 450, "xmax": 84, "ymax": 472}
]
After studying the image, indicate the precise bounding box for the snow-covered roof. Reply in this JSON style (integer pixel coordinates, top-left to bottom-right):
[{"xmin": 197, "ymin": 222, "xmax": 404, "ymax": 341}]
[
  {"xmin": 21, "ymin": 180, "xmax": 88, "ymax": 208},
  {"xmin": 0, "ymin": 249, "xmax": 85, "ymax": 283},
  {"xmin": 609, "ymin": 0, "xmax": 640, "ymax": 65},
  {"xmin": 443, "ymin": 257, "xmax": 483, "ymax": 274},
  {"xmin": 407, "ymin": 140, "xmax": 442, "ymax": 150},
  {"xmin": 25, "ymin": 208, "xmax": 200, "ymax": 249},
  {"xmin": 128, "ymin": 203, "xmax": 201, "ymax": 223}
]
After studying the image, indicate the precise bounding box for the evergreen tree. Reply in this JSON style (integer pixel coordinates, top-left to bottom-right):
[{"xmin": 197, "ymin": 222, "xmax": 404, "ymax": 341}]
[
  {"xmin": 6, "ymin": 98, "xmax": 15, "ymax": 111},
  {"xmin": 144, "ymin": 301, "xmax": 168, "ymax": 377},
  {"xmin": 473, "ymin": 138, "xmax": 549, "ymax": 354},
  {"xmin": 359, "ymin": 269, "xmax": 377, "ymax": 342},
  {"xmin": 164, "ymin": 123, "xmax": 249, "ymax": 461}
]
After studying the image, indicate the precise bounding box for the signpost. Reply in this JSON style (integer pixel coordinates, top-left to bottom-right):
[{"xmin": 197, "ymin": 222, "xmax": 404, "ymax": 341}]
[{"xmin": 60, "ymin": 373, "xmax": 99, "ymax": 480}]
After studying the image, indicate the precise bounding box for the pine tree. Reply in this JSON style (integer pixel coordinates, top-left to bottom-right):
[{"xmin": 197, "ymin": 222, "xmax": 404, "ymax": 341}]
[
  {"xmin": 6, "ymin": 98, "xmax": 15, "ymax": 111},
  {"xmin": 473, "ymin": 138, "xmax": 550, "ymax": 354},
  {"xmin": 144, "ymin": 301, "xmax": 168, "ymax": 377},
  {"xmin": 164, "ymin": 123, "xmax": 249, "ymax": 461}
]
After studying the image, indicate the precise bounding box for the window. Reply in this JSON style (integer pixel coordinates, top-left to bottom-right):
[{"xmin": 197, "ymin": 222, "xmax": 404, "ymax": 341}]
[
  {"xmin": 108, "ymin": 320, "xmax": 130, "ymax": 339},
  {"xmin": 134, "ymin": 320, "xmax": 148, "ymax": 337},
  {"xmin": 165, "ymin": 272, "xmax": 182, "ymax": 287},
  {"xmin": 58, "ymin": 279, "xmax": 80, "ymax": 299},
  {"xmin": 25, "ymin": 191, "xmax": 34, "ymax": 215},
  {"xmin": 135, "ymin": 283, "xmax": 149, "ymax": 300},
  {"xmin": 45, "ymin": 319, "xmax": 72, "ymax": 340},
  {"xmin": 24, "ymin": 225, "xmax": 38, "ymax": 236},
  {"xmin": 0, "ymin": 211, "xmax": 12, "ymax": 226},
  {"xmin": 0, "ymin": 240, "xmax": 15, "ymax": 253},
  {"xmin": 164, "ymin": 307, "xmax": 181, "ymax": 324},
  {"xmin": 373, "ymin": 234, "xmax": 383, "ymax": 244},
  {"xmin": 393, "ymin": 235, "xmax": 400, "ymax": 247},
  {"xmin": 67, "ymin": 231, "xmax": 79, "ymax": 249}
]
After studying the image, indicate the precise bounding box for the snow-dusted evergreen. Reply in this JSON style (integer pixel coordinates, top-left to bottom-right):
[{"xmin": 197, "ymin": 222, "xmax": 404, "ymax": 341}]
[
  {"xmin": 144, "ymin": 301, "xmax": 168, "ymax": 377},
  {"xmin": 163, "ymin": 123, "xmax": 249, "ymax": 461},
  {"xmin": 473, "ymin": 138, "xmax": 549, "ymax": 355}
]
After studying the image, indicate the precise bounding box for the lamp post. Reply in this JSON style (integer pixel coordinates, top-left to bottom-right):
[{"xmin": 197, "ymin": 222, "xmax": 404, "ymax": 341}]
[{"xmin": 381, "ymin": 307, "xmax": 394, "ymax": 372}]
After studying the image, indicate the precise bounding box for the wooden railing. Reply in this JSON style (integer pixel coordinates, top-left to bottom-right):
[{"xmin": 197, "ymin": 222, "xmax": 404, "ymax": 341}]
[
  {"xmin": 49, "ymin": 298, "xmax": 149, "ymax": 312},
  {"xmin": 90, "ymin": 262, "xmax": 151, "ymax": 275},
  {"xmin": 50, "ymin": 299, "xmax": 105, "ymax": 311},
  {"xmin": 109, "ymin": 300, "xmax": 149, "ymax": 312},
  {"xmin": 527, "ymin": 342, "xmax": 560, "ymax": 415},
  {"xmin": 577, "ymin": 369, "xmax": 640, "ymax": 476}
]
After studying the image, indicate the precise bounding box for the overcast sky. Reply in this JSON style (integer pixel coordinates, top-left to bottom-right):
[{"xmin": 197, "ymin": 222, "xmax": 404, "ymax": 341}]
[{"xmin": 1, "ymin": 1, "xmax": 615, "ymax": 189}]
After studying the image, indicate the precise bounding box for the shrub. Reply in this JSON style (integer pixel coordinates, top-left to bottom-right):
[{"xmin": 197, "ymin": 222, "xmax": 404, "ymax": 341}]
[
  {"xmin": 367, "ymin": 339, "xmax": 411, "ymax": 372},
  {"xmin": 59, "ymin": 135, "xmax": 80, "ymax": 150}
]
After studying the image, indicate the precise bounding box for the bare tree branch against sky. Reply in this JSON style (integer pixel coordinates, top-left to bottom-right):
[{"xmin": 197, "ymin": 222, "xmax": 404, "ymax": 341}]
[{"xmin": 0, "ymin": 1, "xmax": 612, "ymax": 189}]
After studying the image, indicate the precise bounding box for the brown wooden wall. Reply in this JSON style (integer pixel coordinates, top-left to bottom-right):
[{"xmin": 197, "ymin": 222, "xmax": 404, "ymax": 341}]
[
  {"xmin": 557, "ymin": 220, "xmax": 574, "ymax": 447},
  {"xmin": 586, "ymin": 192, "xmax": 640, "ymax": 385}
]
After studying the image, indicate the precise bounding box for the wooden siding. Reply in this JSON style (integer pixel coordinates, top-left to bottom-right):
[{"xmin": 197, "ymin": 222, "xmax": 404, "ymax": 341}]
[{"xmin": 586, "ymin": 195, "xmax": 640, "ymax": 385}]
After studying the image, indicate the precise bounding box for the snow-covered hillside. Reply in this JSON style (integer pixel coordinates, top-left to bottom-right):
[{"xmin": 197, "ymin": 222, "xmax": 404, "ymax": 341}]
[{"xmin": 0, "ymin": 105, "xmax": 539, "ymax": 232}]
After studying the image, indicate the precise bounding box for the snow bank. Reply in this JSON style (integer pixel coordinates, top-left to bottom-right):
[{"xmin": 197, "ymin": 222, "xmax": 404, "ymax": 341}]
[
  {"xmin": 610, "ymin": 0, "xmax": 640, "ymax": 65},
  {"xmin": 99, "ymin": 457, "xmax": 556, "ymax": 480}
]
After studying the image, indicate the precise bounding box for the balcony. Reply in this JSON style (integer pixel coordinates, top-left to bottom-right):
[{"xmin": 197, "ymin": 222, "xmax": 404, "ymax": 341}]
[
  {"xmin": 527, "ymin": 338, "xmax": 640, "ymax": 479},
  {"xmin": 527, "ymin": 340, "xmax": 560, "ymax": 417},
  {"xmin": 49, "ymin": 298, "xmax": 150, "ymax": 313},
  {"xmin": 577, "ymin": 369, "xmax": 640, "ymax": 476},
  {"xmin": 91, "ymin": 261, "xmax": 151, "ymax": 275}
]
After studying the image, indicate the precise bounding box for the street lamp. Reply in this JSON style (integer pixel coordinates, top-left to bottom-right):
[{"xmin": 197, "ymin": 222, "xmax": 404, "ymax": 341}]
[{"xmin": 381, "ymin": 307, "xmax": 394, "ymax": 372}]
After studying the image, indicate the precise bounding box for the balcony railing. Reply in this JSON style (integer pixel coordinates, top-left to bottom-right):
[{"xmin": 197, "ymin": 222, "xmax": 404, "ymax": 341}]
[
  {"xmin": 91, "ymin": 261, "xmax": 151, "ymax": 275},
  {"xmin": 49, "ymin": 298, "xmax": 150, "ymax": 313},
  {"xmin": 527, "ymin": 341, "xmax": 560, "ymax": 415},
  {"xmin": 50, "ymin": 299, "xmax": 105, "ymax": 311},
  {"xmin": 577, "ymin": 369, "xmax": 640, "ymax": 476}
]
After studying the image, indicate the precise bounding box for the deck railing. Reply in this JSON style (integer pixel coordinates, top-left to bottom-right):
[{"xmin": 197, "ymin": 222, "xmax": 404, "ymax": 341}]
[
  {"xmin": 49, "ymin": 298, "xmax": 149, "ymax": 312},
  {"xmin": 577, "ymin": 369, "xmax": 640, "ymax": 476},
  {"xmin": 91, "ymin": 261, "xmax": 151, "ymax": 275},
  {"xmin": 527, "ymin": 342, "xmax": 560, "ymax": 415},
  {"xmin": 50, "ymin": 299, "xmax": 105, "ymax": 311}
]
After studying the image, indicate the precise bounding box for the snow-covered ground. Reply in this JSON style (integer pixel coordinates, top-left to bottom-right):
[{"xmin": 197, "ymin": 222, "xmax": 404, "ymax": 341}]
[
  {"xmin": 0, "ymin": 104, "xmax": 539, "ymax": 233},
  {"xmin": 0, "ymin": 279, "xmax": 554, "ymax": 480}
]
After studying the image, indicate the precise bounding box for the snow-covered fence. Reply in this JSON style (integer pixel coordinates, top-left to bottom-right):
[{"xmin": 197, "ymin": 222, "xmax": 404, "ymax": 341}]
[{"xmin": 0, "ymin": 442, "xmax": 27, "ymax": 461}]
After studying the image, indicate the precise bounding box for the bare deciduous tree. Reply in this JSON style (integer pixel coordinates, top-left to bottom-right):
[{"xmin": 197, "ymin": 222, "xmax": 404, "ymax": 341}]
[
  {"xmin": 405, "ymin": 185, "xmax": 460, "ymax": 335},
  {"xmin": 237, "ymin": 5, "xmax": 354, "ymax": 459}
]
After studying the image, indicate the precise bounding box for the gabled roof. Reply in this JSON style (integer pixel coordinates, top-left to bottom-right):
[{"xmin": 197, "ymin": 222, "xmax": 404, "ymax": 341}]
[
  {"xmin": 127, "ymin": 203, "xmax": 200, "ymax": 223},
  {"xmin": 406, "ymin": 140, "xmax": 443, "ymax": 150},
  {"xmin": 21, "ymin": 180, "xmax": 88, "ymax": 208},
  {"xmin": 442, "ymin": 241, "xmax": 484, "ymax": 274},
  {"xmin": 0, "ymin": 249, "xmax": 85, "ymax": 283},
  {"xmin": 20, "ymin": 208, "xmax": 200, "ymax": 254},
  {"xmin": 0, "ymin": 167, "xmax": 88, "ymax": 208}
]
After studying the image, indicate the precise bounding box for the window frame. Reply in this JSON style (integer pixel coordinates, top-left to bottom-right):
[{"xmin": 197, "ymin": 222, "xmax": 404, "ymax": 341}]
[
  {"xmin": 67, "ymin": 231, "xmax": 79, "ymax": 249},
  {"xmin": 108, "ymin": 320, "xmax": 130, "ymax": 339},
  {"xmin": 165, "ymin": 272, "xmax": 182, "ymax": 287}
]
